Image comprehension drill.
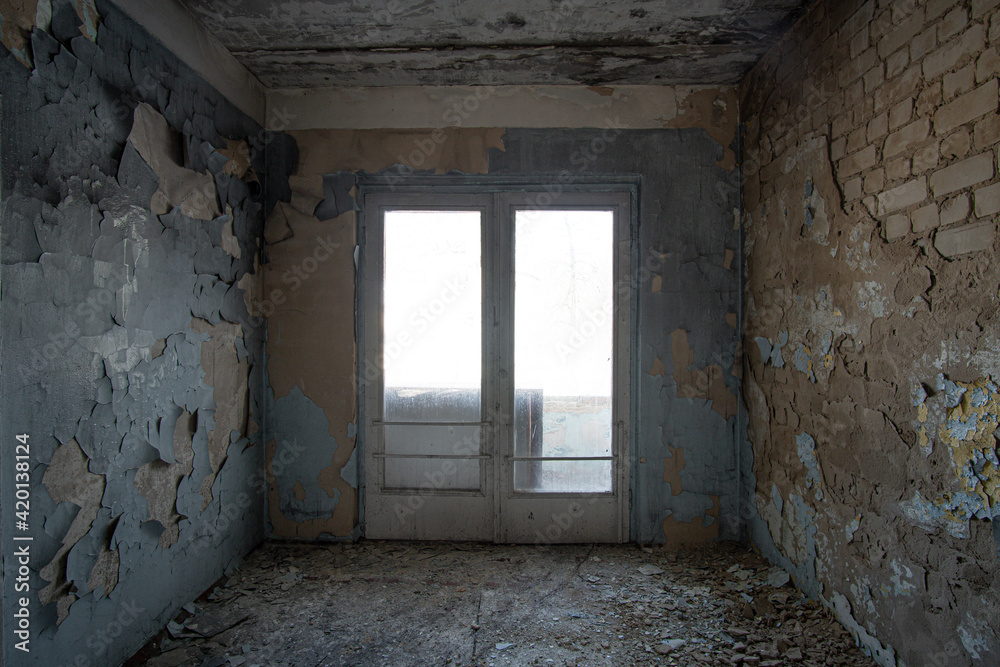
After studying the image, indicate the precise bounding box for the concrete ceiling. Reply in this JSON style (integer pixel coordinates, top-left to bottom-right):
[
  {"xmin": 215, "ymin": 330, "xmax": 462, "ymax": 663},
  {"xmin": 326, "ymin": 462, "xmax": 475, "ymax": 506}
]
[{"xmin": 178, "ymin": 0, "xmax": 813, "ymax": 89}]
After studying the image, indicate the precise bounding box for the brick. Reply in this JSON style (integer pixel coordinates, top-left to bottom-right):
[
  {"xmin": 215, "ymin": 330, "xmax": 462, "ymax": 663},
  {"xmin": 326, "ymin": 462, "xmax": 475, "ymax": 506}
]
[
  {"xmin": 886, "ymin": 48, "xmax": 910, "ymax": 79},
  {"xmin": 874, "ymin": 64, "xmax": 921, "ymax": 112},
  {"xmin": 934, "ymin": 79, "xmax": 999, "ymax": 135},
  {"xmin": 941, "ymin": 129, "xmax": 972, "ymax": 158},
  {"xmin": 839, "ymin": 145, "xmax": 878, "ymax": 176},
  {"xmin": 922, "ymin": 25, "xmax": 986, "ymax": 81},
  {"xmin": 941, "ymin": 193, "xmax": 972, "ymax": 225},
  {"xmin": 870, "ymin": 8, "xmax": 893, "ymax": 42},
  {"xmin": 878, "ymin": 177, "xmax": 928, "ymax": 214},
  {"xmin": 930, "ymin": 153, "xmax": 996, "ymax": 196},
  {"xmin": 863, "ymin": 195, "xmax": 879, "ymax": 216},
  {"xmin": 845, "ymin": 177, "xmax": 864, "ymax": 201},
  {"xmin": 889, "ymin": 98, "xmax": 914, "ymax": 130},
  {"xmin": 911, "ymin": 203, "xmax": 941, "ymax": 232},
  {"xmin": 913, "ymin": 141, "xmax": 941, "ymax": 173},
  {"xmin": 842, "ymin": 1, "xmax": 875, "ymax": 38},
  {"xmin": 885, "ymin": 213, "xmax": 911, "ymax": 240},
  {"xmin": 884, "ymin": 117, "xmax": 931, "ymax": 157},
  {"xmin": 926, "ymin": 0, "xmax": 955, "ymax": 20},
  {"xmin": 934, "ymin": 220, "xmax": 995, "ymax": 256},
  {"xmin": 845, "ymin": 78, "xmax": 866, "ymax": 110},
  {"xmin": 916, "ymin": 82, "xmax": 942, "ymax": 117},
  {"xmin": 910, "ymin": 27, "xmax": 938, "ymax": 62},
  {"xmin": 976, "ymin": 47, "xmax": 1000, "ymax": 84},
  {"xmin": 850, "ymin": 27, "xmax": 870, "ymax": 59},
  {"xmin": 887, "ymin": 156, "xmax": 912, "ymax": 180},
  {"xmin": 891, "ymin": 0, "xmax": 921, "ymax": 23},
  {"xmin": 832, "ymin": 113, "xmax": 854, "ymax": 138},
  {"xmin": 839, "ymin": 48, "xmax": 878, "ymax": 88},
  {"xmin": 864, "ymin": 64, "xmax": 885, "ymax": 93},
  {"xmin": 868, "ymin": 113, "xmax": 889, "ymax": 141},
  {"xmin": 831, "ymin": 135, "xmax": 848, "ymax": 161},
  {"xmin": 878, "ymin": 8, "xmax": 925, "ymax": 59},
  {"xmin": 974, "ymin": 181, "xmax": 1000, "ymax": 216},
  {"xmin": 865, "ymin": 169, "xmax": 887, "ymax": 194},
  {"xmin": 973, "ymin": 114, "xmax": 1000, "ymax": 150},
  {"xmin": 972, "ymin": 0, "xmax": 1000, "ymax": 19},
  {"xmin": 939, "ymin": 7, "xmax": 969, "ymax": 42},
  {"xmin": 847, "ymin": 126, "xmax": 868, "ymax": 154},
  {"xmin": 943, "ymin": 65, "xmax": 975, "ymax": 100}
]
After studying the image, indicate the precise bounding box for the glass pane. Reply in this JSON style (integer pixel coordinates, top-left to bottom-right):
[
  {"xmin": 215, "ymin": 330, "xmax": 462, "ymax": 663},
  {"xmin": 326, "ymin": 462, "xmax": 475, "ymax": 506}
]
[
  {"xmin": 384, "ymin": 424, "xmax": 481, "ymax": 457},
  {"xmin": 383, "ymin": 211, "xmax": 481, "ymax": 422},
  {"xmin": 514, "ymin": 209, "xmax": 615, "ymax": 493},
  {"xmin": 385, "ymin": 458, "xmax": 480, "ymax": 491},
  {"xmin": 514, "ymin": 460, "xmax": 612, "ymax": 493}
]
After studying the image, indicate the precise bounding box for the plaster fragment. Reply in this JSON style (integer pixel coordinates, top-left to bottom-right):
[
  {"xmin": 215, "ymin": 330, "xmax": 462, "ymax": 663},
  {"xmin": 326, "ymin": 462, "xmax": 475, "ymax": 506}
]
[
  {"xmin": 796, "ymin": 432, "xmax": 824, "ymax": 499},
  {"xmin": 133, "ymin": 408, "xmax": 196, "ymax": 548},
  {"xmin": 831, "ymin": 593, "xmax": 897, "ymax": 666},
  {"xmin": 845, "ymin": 515, "xmax": 861, "ymax": 542},
  {"xmin": 661, "ymin": 495, "xmax": 720, "ymax": 545},
  {"xmin": 39, "ymin": 439, "xmax": 105, "ymax": 621},
  {"xmin": 670, "ymin": 329, "xmax": 737, "ymax": 420},
  {"xmin": 0, "ymin": 0, "xmax": 38, "ymax": 66},
  {"xmin": 128, "ymin": 103, "xmax": 221, "ymax": 220},
  {"xmin": 661, "ymin": 446, "xmax": 685, "ymax": 496}
]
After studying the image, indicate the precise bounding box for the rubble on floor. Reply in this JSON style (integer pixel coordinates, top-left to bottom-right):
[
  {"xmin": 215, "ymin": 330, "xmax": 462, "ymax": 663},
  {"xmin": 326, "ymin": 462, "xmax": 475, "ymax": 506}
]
[{"xmin": 130, "ymin": 541, "xmax": 877, "ymax": 666}]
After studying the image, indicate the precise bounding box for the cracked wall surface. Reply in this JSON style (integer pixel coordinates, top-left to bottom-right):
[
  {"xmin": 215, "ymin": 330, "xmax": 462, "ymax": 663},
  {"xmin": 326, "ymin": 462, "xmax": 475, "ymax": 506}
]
[
  {"xmin": 741, "ymin": 0, "xmax": 1000, "ymax": 664},
  {"xmin": 262, "ymin": 87, "xmax": 743, "ymax": 544},
  {"xmin": 489, "ymin": 124, "xmax": 742, "ymax": 544},
  {"xmin": 0, "ymin": 0, "xmax": 273, "ymax": 663}
]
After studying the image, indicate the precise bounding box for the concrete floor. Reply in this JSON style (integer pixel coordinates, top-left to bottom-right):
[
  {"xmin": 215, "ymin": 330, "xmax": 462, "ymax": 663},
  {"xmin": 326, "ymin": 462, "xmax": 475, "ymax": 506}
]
[{"xmin": 133, "ymin": 541, "xmax": 876, "ymax": 666}]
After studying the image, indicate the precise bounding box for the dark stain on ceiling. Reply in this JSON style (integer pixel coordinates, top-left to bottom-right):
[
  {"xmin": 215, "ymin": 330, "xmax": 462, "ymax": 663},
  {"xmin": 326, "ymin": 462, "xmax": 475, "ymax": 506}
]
[{"xmin": 178, "ymin": 0, "xmax": 814, "ymax": 88}]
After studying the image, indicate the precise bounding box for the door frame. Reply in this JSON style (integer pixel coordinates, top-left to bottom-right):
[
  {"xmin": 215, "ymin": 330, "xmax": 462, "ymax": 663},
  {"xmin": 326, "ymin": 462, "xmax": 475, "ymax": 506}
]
[{"xmin": 357, "ymin": 175, "xmax": 640, "ymax": 543}]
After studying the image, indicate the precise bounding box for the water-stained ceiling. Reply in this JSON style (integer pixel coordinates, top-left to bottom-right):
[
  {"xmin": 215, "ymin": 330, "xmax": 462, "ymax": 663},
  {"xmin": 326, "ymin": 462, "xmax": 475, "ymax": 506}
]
[{"xmin": 178, "ymin": 0, "xmax": 813, "ymax": 88}]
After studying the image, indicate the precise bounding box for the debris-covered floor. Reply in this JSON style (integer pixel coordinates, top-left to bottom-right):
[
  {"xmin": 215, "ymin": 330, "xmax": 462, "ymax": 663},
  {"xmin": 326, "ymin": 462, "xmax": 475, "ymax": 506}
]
[{"xmin": 133, "ymin": 541, "xmax": 877, "ymax": 667}]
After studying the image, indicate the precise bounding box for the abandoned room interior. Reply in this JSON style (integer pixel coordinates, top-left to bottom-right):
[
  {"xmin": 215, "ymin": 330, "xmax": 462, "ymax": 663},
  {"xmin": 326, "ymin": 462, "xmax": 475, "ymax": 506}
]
[{"xmin": 1, "ymin": 0, "xmax": 999, "ymax": 664}]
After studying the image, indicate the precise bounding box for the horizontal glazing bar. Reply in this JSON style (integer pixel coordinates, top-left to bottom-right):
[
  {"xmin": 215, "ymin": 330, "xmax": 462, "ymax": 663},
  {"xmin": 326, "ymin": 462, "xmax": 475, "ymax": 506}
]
[
  {"xmin": 374, "ymin": 420, "xmax": 491, "ymax": 427},
  {"xmin": 507, "ymin": 456, "xmax": 614, "ymax": 462},
  {"xmin": 374, "ymin": 453, "xmax": 491, "ymax": 460}
]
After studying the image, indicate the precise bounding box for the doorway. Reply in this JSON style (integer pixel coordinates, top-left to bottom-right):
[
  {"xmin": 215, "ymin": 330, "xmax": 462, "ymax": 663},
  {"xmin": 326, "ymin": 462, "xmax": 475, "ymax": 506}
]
[{"xmin": 361, "ymin": 182, "xmax": 634, "ymax": 543}]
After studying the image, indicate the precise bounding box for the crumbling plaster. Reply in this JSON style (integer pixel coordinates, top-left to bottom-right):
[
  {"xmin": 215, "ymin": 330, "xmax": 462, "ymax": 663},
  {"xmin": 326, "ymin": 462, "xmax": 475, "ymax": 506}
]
[
  {"xmin": 178, "ymin": 0, "xmax": 813, "ymax": 88},
  {"xmin": 0, "ymin": 0, "xmax": 276, "ymax": 663},
  {"xmin": 741, "ymin": 0, "xmax": 1000, "ymax": 664},
  {"xmin": 260, "ymin": 85, "xmax": 744, "ymax": 546}
]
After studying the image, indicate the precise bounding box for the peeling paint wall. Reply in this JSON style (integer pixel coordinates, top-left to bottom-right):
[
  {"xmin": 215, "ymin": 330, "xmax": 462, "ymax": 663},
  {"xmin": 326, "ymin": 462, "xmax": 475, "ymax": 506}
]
[
  {"xmin": 0, "ymin": 0, "xmax": 271, "ymax": 663},
  {"xmin": 741, "ymin": 0, "xmax": 1000, "ymax": 664},
  {"xmin": 489, "ymin": 123, "xmax": 742, "ymax": 544},
  {"xmin": 263, "ymin": 86, "xmax": 743, "ymax": 545}
]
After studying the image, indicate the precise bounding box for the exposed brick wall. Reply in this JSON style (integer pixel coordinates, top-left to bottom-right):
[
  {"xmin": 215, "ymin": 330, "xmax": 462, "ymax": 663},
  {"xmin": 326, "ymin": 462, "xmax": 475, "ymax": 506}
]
[{"xmin": 741, "ymin": 0, "xmax": 1000, "ymax": 664}]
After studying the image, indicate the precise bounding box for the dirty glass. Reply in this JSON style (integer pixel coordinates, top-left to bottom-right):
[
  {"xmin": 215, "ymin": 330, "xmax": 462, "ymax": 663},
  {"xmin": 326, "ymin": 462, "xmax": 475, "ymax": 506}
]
[
  {"xmin": 382, "ymin": 210, "xmax": 482, "ymax": 422},
  {"xmin": 382, "ymin": 211, "xmax": 482, "ymax": 490},
  {"xmin": 513, "ymin": 209, "xmax": 614, "ymax": 493}
]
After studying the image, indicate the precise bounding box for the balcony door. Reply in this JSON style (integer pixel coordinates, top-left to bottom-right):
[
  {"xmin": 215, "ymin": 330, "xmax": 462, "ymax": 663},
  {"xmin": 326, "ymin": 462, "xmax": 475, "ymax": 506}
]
[{"xmin": 361, "ymin": 186, "xmax": 632, "ymax": 543}]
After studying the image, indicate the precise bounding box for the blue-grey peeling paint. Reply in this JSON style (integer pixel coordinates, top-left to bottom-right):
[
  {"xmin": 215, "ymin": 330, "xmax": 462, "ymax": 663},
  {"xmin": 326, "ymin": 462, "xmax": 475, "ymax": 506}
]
[
  {"xmin": 937, "ymin": 373, "xmax": 967, "ymax": 408},
  {"xmin": 488, "ymin": 127, "xmax": 742, "ymax": 544},
  {"xmin": 1, "ymin": 0, "xmax": 274, "ymax": 663},
  {"xmin": 265, "ymin": 385, "xmax": 343, "ymax": 526},
  {"xmin": 796, "ymin": 432, "xmax": 823, "ymax": 499},
  {"xmin": 793, "ymin": 343, "xmax": 815, "ymax": 381}
]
